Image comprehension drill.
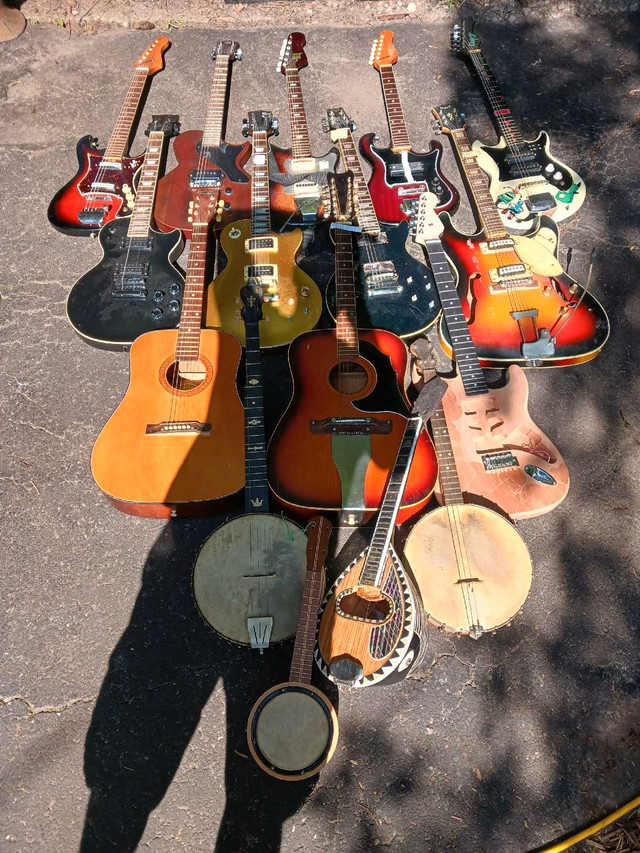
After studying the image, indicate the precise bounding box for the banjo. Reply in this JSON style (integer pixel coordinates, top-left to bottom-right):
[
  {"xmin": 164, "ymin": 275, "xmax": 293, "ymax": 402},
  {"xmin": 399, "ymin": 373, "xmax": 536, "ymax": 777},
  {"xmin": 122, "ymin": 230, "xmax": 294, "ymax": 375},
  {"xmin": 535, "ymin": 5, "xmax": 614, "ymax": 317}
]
[
  {"xmin": 192, "ymin": 282, "xmax": 307, "ymax": 649},
  {"xmin": 247, "ymin": 516, "xmax": 339, "ymax": 780}
]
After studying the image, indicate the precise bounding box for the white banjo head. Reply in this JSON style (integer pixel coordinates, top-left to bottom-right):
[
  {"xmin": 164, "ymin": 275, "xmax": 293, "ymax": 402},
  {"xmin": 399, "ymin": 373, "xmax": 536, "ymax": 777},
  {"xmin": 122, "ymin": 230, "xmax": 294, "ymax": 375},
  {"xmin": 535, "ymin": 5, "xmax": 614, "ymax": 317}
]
[
  {"xmin": 193, "ymin": 513, "xmax": 307, "ymax": 647},
  {"xmin": 247, "ymin": 682, "xmax": 339, "ymax": 780}
]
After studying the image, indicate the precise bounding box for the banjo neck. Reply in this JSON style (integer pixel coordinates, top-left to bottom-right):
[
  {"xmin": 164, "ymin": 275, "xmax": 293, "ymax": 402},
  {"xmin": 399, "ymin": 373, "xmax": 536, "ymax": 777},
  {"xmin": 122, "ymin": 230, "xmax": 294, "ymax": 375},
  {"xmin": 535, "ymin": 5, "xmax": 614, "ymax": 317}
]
[{"xmin": 241, "ymin": 290, "xmax": 270, "ymax": 514}]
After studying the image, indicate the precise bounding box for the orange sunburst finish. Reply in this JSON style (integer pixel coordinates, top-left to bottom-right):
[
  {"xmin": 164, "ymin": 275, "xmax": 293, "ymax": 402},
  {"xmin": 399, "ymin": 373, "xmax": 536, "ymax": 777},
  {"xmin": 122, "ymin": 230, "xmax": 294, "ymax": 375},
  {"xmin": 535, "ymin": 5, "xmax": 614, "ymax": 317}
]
[
  {"xmin": 91, "ymin": 329, "xmax": 245, "ymax": 517},
  {"xmin": 267, "ymin": 328, "xmax": 438, "ymax": 524}
]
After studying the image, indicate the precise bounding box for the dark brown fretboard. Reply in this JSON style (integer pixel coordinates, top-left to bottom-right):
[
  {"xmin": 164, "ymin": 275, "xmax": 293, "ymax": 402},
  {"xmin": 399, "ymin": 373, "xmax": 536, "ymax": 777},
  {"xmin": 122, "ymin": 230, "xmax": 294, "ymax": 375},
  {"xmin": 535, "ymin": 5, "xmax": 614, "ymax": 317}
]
[
  {"xmin": 429, "ymin": 404, "xmax": 464, "ymax": 506},
  {"xmin": 285, "ymin": 68, "xmax": 312, "ymax": 159},
  {"xmin": 334, "ymin": 225, "xmax": 360, "ymax": 360},
  {"xmin": 103, "ymin": 68, "xmax": 149, "ymax": 163},
  {"xmin": 467, "ymin": 47, "xmax": 525, "ymax": 148},
  {"xmin": 335, "ymin": 131, "xmax": 380, "ymax": 236},
  {"xmin": 450, "ymin": 128, "xmax": 507, "ymax": 240},
  {"xmin": 175, "ymin": 220, "xmax": 209, "ymax": 362},
  {"xmin": 202, "ymin": 55, "xmax": 231, "ymax": 148},
  {"xmin": 289, "ymin": 565, "xmax": 325, "ymax": 683},
  {"xmin": 127, "ymin": 130, "xmax": 165, "ymax": 238},
  {"xmin": 379, "ymin": 64, "xmax": 411, "ymax": 151}
]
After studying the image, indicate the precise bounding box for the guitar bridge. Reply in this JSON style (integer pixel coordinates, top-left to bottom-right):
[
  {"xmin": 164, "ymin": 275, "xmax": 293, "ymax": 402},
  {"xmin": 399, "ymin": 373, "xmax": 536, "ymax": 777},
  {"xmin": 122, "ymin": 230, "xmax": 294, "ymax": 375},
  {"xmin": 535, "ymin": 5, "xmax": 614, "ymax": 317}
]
[{"xmin": 145, "ymin": 421, "xmax": 212, "ymax": 435}]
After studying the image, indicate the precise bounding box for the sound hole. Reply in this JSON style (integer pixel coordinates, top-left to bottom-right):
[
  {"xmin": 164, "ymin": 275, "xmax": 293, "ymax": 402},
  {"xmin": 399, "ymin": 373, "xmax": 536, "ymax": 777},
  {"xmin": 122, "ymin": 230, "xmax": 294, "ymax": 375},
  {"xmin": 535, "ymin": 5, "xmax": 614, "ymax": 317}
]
[
  {"xmin": 338, "ymin": 591, "xmax": 391, "ymax": 623},
  {"xmin": 165, "ymin": 360, "xmax": 207, "ymax": 392},
  {"xmin": 328, "ymin": 362, "xmax": 368, "ymax": 395}
]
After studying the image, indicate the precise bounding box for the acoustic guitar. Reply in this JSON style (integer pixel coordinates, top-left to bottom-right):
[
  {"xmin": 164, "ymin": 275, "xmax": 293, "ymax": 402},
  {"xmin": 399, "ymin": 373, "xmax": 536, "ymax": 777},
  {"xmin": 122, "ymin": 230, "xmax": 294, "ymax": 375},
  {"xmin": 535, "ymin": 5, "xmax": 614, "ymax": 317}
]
[
  {"xmin": 206, "ymin": 110, "xmax": 323, "ymax": 348},
  {"xmin": 413, "ymin": 192, "xmax": 569, "ymax": 519},
  {"xmin": 315, "ymin": 379, "xmax": 445, "ymax": 687},
  {"xmin": 91, "ymin": 188, "xmax": 245, "ymax": 518},
  {"xmin": 192, "ymin": 282, "xmax": 307, "ymax": 650},
  {"xmin": 267, "ymin": 173, "xmax": 438, "ymax": 527},
  {"xmin": 48, "ymin": 37, "xmax": 170, "ymax": 236},
  {"xmin": 247, "ymin": 516, "xmax": 339, "ymax": 780}
]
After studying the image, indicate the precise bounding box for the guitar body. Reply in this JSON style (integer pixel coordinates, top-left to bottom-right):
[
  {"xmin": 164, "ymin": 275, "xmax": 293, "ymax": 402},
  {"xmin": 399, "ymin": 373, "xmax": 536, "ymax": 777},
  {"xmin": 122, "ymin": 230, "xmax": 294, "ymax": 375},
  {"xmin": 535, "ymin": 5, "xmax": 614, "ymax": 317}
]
[
  {"xmin": 473, "ymin": 133, "xmax": 585, "ymax": 232},
  {"xmin": 153, "ymin": 130, "xmax": 252, "ymax": 238},
  {"xmin": 66, "ymin": 217, "xmax": 184, "ymax": 350},
  {"xmin": 315, "ymin": 544, "xmax": 418, "ymax": 686},
  {"xmin": 47, "ymin": 136, "xmax": 144, "ymax": 236},
  {"xmin": 403, "ymin": 504, "xmax": 532, "ymax": 636},
  {"xmin": 325, "ymin": 220, "xmax": 441, "ymax": 339},
  {"xmin": 206, "ymin": 219, "xmax": 323, "ymax": 348},
  {"xmin": 267, "ymin": 329, "xmax": 437, "ymax": 523},
  {"xmin": 91, "ymin": 328, "xmax": 245, "ymax": 517},
  {"xmin": 359, "ymin": 133, "xmax": 458, "ymax": 224},
  {"xmin": 440, "ymin": 367, "xmax": 569, "ymax": 519},
  {"xmin": 438, "ymin": 214, "xmax": 609, "ymax": 367},
  {"xmin": 269, "ymin": 145, "xmax": 339, "ymax": 224}
]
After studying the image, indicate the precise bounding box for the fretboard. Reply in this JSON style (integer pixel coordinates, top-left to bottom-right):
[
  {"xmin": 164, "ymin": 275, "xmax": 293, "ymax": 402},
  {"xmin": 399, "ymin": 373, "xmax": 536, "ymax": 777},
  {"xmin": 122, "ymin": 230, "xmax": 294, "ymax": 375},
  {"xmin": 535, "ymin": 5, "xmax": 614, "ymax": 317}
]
[
  {"xmin": 467, "ymin": 47, "xmax": 525, "ymax": 148},
  {"xmin": 175, "ymin": 222, "xmax": 209, "ymax": 362},
  {"xmin": 450, "ymin": 128, "xmax": 507, "ymax": 240},
  {"xmin": 379, "ymin": 64, "xmax": 411, "ymax": 151},
  {"xmin": 360, "ymin": 416, "xmax": 422, "ymax": 587},
  {"xmin": 285, "ymin": 68, "xmax": 312, "ymax": 159},
  {"xmin": 289, "ymin": 565, "xmax": 325, "ymax": 683},
  {"xmin": 243, "ymin": 316, "xmax": 270, "ymax": 513},
  {"xmin": 334, "ymin": 226, "xmax": 360, "ymax": 360},
  {"xmin": 336, "ymin": 132, "xmax": 380, "ymax": 236},
  {"xmin": 127, "ymin": 130, "xmax": 165, "ymax": 238},
  {"xmin": 429, "ymin": 405, "xmax": 464, "ymax": 506},
  {"xmin": 423, "ymin": 239, "xmax": 488, "ymax": 397},
  {"xmin": 103, "ymin": 68, "xmax": 149, "ymax": 163},
  {"xmin": 202, "ymin": 55, "xmax": 231, "ymax": 148},
  {"xmin": 251, "ymin": 131, "xmax": 272, "ymax": 236}
]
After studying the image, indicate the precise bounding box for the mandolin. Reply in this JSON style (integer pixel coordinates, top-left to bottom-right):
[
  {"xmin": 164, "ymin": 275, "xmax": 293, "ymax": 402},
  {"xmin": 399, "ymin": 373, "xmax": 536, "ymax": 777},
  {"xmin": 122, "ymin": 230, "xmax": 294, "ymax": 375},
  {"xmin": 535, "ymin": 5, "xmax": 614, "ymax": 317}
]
[
  {"xmin": 322, "ymin": 108, "xmax": 440, "ymax": 339},
  {"xmin": 48, "ymin": 37, "xmax": 170, "ymax": 236},
  {"xmin": 432, "ymin": 104, "xmax": 609, "ymax": 368},
  {"xmin": 193, "ymin": 281, "xmax": 307, "ymax": 649},
  {"xmin": 91, "ymin": 188, "xmax": 245, "ymax": 518},
  {"xmin": 267, "ymin": 173, "xmax": 438, "ymax": 527},
  {"xmin": 268, "ymin": 32, "xmax": 340, "ymax": 225},
  {"xmin": 360, "ymin": 30, "xmax": 458, "ymax": 224},
  {"xmin": 451, "ymin": 22, "xmax": 585, "ymax": 232},
  {"xmin": 315, "ymin": 380, "xmax": 445, "ymax": 687},
  {"xmin": 403, "ymin": 376, "xmax": 533, "ymax": 638},
  {"xmin": 66, "ymin": 115, "xmax": 184, "ymax": 350},
  {"xmin": 413, "ymin": 192, "xmax": 569, "ymax": 519},
  {"xmin": 247, "ymin": 516, "xmax": 339, "ymax": 780},
  {"xmin": 206, "ymin": 110, "xmax": 323, "ymax": 348}
]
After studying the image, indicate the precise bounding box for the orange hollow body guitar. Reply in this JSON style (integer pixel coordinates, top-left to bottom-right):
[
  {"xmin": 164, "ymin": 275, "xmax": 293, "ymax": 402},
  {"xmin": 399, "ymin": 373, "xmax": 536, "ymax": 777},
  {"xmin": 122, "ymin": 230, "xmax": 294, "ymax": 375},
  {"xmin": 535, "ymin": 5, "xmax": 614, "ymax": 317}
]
[{"xmin": 91, "ymin": 187, "xmax": 245, "ymax": 518}]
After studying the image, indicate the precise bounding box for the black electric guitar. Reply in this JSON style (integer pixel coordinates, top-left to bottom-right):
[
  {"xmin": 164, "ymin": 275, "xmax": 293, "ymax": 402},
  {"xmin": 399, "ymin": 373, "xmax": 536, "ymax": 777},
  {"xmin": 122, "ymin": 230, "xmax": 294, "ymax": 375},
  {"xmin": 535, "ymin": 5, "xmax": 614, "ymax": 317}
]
[
  {"xmin": 66, "ymin": 115, "xmax": 184, "ymax": 350},
  {"xmin": 322, "ymin": 108, "xmax": 440, "ymax": 339}
]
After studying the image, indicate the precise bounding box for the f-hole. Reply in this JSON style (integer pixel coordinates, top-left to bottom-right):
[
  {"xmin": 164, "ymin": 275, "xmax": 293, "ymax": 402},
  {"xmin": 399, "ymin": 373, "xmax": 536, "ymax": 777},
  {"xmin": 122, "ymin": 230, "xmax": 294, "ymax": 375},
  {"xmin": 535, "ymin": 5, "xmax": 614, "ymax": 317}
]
[{"xmin": 329, "ymin": 361, "xmax": 368, "ymax": 395}]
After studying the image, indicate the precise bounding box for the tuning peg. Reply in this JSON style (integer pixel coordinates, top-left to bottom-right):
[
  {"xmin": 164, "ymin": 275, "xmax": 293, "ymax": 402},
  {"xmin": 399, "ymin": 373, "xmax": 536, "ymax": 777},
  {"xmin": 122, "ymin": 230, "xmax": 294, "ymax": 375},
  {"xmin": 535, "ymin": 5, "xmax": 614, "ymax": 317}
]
[
  {"xmin": 321, "ymin": 118, "xmax": 330, "ymax": 133},
  {"xmin": 349, "ymin": 120, "xmax": 357, "ymax": 132},
  {"xmin": 236, "ymin": 48, "xmax": 243, "ymax": 60},
  {"xmin": 272, "ymin": 118, "xmax": 279, "ymax": 135},
  {"xmin": 241, "ymin": 118, "xmax": 249, "ymax": 138}
]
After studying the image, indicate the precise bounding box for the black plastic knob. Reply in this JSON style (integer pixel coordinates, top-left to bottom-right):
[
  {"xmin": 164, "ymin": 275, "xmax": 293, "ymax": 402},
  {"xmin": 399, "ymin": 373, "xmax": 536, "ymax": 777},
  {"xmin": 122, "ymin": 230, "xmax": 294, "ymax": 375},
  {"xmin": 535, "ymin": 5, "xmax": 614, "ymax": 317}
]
[
  {"xmin": 151, "ymin": 308, "xmax": 163, "ymax": 320},
  {"xmin": 153, "ymin": 290, "xmax": 164, "ymax": 303}
]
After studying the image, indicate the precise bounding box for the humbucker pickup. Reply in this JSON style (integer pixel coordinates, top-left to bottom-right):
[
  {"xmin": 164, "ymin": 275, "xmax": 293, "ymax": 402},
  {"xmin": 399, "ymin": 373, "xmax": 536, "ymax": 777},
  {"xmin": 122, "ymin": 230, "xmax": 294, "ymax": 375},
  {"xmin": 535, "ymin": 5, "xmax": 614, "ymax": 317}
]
[
  {"xmin": 389, "ymin": 163, "xmax": 426, "ymax": 179},
  {"xmin": 145, "ymin": 421, "xmax": 212, "ymax": 435},
  {"xmin": 188, "ymin": 170, "xmax": 222, "ymax": 188},
  {"xmin": 244, "ymin": 264, "xmax": 277, "ymax": 281},
  {"xmin": 481, "ymin": 451, "xmax": 519, "ymax": 471},
  {"xmin": 490, "ymin": 264, "xmax": 527, "ymax": 282},
  {"xmin": 118, "ymin": 236, "xmax": 153, "ymax": 252},
  {"xmin": 246, "ymin": 236, "xmax": 277, "ymax": 252},
  {"xmin": 310, "ymin": 417, "xmax": 393, "ymax": 435},
  {"xmin": 114, "ymin": 263, "xmax": 149, "ymax": 277},
  {"xmin": 479, "ymin": 238, "xmax": 516, "ymax": 254}
]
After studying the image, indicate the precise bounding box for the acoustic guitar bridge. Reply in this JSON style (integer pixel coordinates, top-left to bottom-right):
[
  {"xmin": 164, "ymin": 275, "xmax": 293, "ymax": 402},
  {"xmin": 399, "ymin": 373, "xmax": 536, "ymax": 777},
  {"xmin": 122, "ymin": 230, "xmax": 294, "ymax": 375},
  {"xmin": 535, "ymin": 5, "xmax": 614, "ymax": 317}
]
[{"xmin": 145, "ymin": 421, "xmax": 212, "ymax": 435}]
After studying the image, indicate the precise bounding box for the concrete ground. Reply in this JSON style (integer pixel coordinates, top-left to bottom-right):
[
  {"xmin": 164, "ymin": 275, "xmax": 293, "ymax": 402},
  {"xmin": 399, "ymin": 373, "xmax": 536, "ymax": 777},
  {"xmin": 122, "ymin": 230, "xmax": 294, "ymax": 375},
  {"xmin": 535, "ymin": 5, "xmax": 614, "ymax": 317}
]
[{"xmin": 1, "ymin": 15, "xmax": 639, "ymax": 853}]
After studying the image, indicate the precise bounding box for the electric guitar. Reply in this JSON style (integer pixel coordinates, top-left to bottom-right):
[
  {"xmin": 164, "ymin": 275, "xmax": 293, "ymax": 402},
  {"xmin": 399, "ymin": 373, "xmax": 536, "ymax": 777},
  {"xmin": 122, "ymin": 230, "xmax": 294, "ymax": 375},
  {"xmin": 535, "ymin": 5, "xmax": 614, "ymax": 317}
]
[
  {"xmin": 432, "ymin": 104, "xmax": 609, "ymax": 367},
  {"xmin": 267, "ymin": 173, "xmax": 438, "ymax": 527},
  {"xmin": 268, "ymin": 32, "xmax": 340, "ymax": 224},
  {"xmin": 451, "ymin": 22, "xmax": 585, "ymax": 232},
  {"xmin": 48, "ymin": 37, "xmax": 170, "ymax": 236},
  {"xmin": 91, "ymin": 188, "xmax": 245, "ymax": 518},
  {"xmin": 360, "ymin": 30, "xmax": 458, "ymax": 224},
  {"xmin": 323, "ymin": 107, "xmax": 441, "ymax": 339},
  {"xmin": 206, "ymin": 110, "xmax": 323, "ymax": 348},
  {"xmin": 66, "ymin": 115, "xmax": 184, "ymax": 350}
]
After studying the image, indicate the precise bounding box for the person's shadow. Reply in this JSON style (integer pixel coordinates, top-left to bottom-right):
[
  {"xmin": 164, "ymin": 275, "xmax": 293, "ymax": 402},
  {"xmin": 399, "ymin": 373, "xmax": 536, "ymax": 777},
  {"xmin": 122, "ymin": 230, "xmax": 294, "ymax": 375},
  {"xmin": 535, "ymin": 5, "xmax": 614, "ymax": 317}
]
[{"xmin": 80, "ymin": 516, "xmax": 319, "ymax": 852}]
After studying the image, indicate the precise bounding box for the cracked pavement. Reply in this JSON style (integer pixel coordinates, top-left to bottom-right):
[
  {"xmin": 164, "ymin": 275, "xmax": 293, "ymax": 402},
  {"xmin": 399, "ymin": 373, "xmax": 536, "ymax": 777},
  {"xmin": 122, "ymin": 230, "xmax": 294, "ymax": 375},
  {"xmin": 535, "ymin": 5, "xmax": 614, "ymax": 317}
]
[{"xmin": 1, "ymin": 15, "xmax": 639, "ymax": 853}]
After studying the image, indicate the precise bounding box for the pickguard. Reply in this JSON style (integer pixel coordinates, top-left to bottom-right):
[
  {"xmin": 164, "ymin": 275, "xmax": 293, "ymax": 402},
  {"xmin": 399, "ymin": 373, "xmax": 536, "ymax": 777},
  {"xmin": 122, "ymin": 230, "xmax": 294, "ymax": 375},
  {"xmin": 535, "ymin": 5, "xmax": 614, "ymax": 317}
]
[
  {"xmin": 482, "ymin": 134, "xmax": 574, "ymax": 192},
  {"xmin": 352, "ymin": 340, "xmax": 409, "ymax": 416},
  {"xmin": 269, "ymin": 149, "xmax": 339, "ymax": 189},
  {"xmin": 196, "ymin": 140, "xmax": 250, "ymax": 183}
]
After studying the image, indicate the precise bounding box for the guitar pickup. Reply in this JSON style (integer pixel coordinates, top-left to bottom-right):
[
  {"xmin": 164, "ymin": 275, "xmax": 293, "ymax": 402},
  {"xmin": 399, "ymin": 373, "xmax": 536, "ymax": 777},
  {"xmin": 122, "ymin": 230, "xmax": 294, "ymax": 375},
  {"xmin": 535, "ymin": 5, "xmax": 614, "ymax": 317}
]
[
  {"xmin": 145, "ymin": 421, "xmax": 212, "ymax": 435},
  {"xmin": 114, "ymin": 263, "xmax": 149, "ymax": 277},
  {"xmin": 310, "ymin": 417, "xmax": 393, "ymax": 435},
  {"xmin": 479, "ymin": 238, "xmax": 516, "ymax": 254},
  {"xmin": 188, "ymin": 169, "xmax": 222, "ymax": 188},
  {"xmin": 118, "ymin": 237, "xmax": 153, "ymax": 252},
  {"xmin": 490, "ymin": 264, "xmax": 527, "ymax": 281},
  {"xmin": 91, "ymin": 181, "xmax": 117, "ymax": 192},
  {"xmin": 98, "ymin": 160, "xmax": 122, "ymax": 171},
  {"xmin": 246, "ymin": 236, "xmax": 277, "ymax": 252},
  {"xmin": 505, "ymin": 150, "xmax": 537, "ymax": 166},
  {"xmin": 111, "ymin": 285, "xmax": 148, "ymax": 298},
  {"xmin": 244, "ymin": 264, "xmax": 277, "ymax": 281}
]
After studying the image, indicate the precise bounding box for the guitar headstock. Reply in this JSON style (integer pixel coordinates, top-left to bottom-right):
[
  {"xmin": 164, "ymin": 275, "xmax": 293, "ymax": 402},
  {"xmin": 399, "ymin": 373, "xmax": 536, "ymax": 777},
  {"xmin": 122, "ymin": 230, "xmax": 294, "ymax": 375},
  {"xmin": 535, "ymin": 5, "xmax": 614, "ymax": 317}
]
[
  {"xmin": 306, "ymin": 516, "xmax": 332, "ymax": 571},
  {"xmin": 323, "ymin": 171, "xmax": 357, "ymax": 224},
  {"xmin": 413, "ymin": 192, "xmax": 444, "ymax": 246},
  {"xmin": 369, "ymin": 30, "xmax": 398, "ymax": 70},
  {"xmin": 242, "ymin": 110, "xmax": 279, "ymax": 138},
  {"xmin": 451, "ymin": 21, "xmax": 479, "ymax": 58},
  {"xmin": 189, "ymin": 187, "xmax": 223, "ymax": 227},
  {"xmin": 432, "ymin": 103, "xmax": 466, "ymax": 135},
  {"xmin": 277, "ymin": 32, "xmax": 307, "ymax": 74},
  {"xmin": 240, "ymin": 280, "xmax": 264, "ymax": 324},
  {"xmin": 211, "ymin": 40, "xmax": 243, "ymax": 62},
  {"xmin": 134, "ymin": 37, "xmax": 170, "ymax": 76},
  {"xmin": 321, "ymin": 108, "xmax": 357, "ymax": 142},
  {"xmin": 145, "ymin": 114, "xmax": 180, "ymax": 139}
]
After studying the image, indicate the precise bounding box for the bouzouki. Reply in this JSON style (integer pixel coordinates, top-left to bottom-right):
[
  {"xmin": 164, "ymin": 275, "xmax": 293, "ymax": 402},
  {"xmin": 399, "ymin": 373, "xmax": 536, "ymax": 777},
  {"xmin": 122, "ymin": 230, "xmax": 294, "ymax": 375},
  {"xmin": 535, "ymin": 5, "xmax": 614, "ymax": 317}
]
[
  {"xmin": 193, "ymin": 281, "xmax": 308, "ymax": 649},
  {"xmin": 48, "ymin": 37, "xmax": 170, "ymax": 236},
  {"xmin": 432, "ymin": 104, "xmax": 609, "ymax": 367},
  {"xmin": 206, "ymin": 110, "xmax": 323, "ymax": 348},
  {"xmin": 413, "ymin": 192, "xmax": 569, "ymax": 519},
  {"xmin": 267, "ymin": 173, "xmax": 438, "ymax": 526},
  {"xmin": 269, "ymin": 32, "xmax": 340, "ymax": 224},
  {"xmin": 247, "ymin": 516, "xmax": 339, "ymax": 780},
  {"xmin": 451, "ymin": 22, "xmax": 585, "ymax": 232},
  {"xmin": 67, "ymin": 115, "xmax": 184, "ymax": 350},
  {"xmin": 322, "ymin": 108, "xmax": 441, "ymax": 339},
  {"xmin": 315, "ymin": 380, "xmax": 445, "ymax": 687},
  {"xmin": 360, "ymin": 30, "xmax": 458, "ymax": 224},
  {"xmin": 403, "ymin": 374, "xmax": 533, "ymax": 638},
  {"xmin": 91, "ymin": 187, "xmax": 245, "ymax": 518}
]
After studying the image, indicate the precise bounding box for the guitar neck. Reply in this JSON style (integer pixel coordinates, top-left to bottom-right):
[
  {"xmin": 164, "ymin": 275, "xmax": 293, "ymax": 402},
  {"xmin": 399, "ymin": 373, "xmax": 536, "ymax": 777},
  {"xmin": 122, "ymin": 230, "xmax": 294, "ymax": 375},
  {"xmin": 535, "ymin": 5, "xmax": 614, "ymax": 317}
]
[
  {"xmin": 285, "ymin": 68, "xmax": 312, "ymax": 159},
  {"xmin": 334, "ymin": 226, "xmax": 360, "ymax": 360},
  {"xmin": 449, "ymin": 128, "xmax": 507, "ymax": 240},
  {"xmin": 378, "ymin": 64, "xmax": 411, "ymax": 151},
  {"xmin": 251, "ymin": 131, "xmax": 272, "ymax": 235},
  {"xmin": 202, "ymin": 55, "xmax": 231, "ymax": 148},
  {"xmin": 360, "ymin": 416, "xmax": 422, "ymax": 587},
  {"xmin": 429, "ymin": 405, "xmax": 464, "ymax": 506},
  {"xmin": 103, "ymin": 67, "xmax": 149, "ymax": 163},
  {"xmin": 243, "ymin": 317, "xmax": 270, "ymax": 513},
  {"xmin": 466, "ymin": 46, "xmax": 525, "ymax": 147},
  {"xmin": 127, "ymin": 130, "xmax": 166, "ymax": 237},
  {"xmin": 336, "ymin": 131, "xmax": 380, "ymax": 236},
  {"xmin": 175, "ymin": 222, "xmax": 209, "ymax": 362}
]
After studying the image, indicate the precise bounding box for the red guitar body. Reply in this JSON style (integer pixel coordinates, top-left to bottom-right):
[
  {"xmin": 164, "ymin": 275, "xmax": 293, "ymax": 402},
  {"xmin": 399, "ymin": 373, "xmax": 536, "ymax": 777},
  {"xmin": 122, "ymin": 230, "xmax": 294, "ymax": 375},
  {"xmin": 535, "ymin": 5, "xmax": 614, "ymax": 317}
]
[
  {"xmin": 47, "ymin": 136, "xmax": 144, "ymax": 236},
  {"xmin": 267, "ymin": 328, "xmax": 438, "ymax": 525}
]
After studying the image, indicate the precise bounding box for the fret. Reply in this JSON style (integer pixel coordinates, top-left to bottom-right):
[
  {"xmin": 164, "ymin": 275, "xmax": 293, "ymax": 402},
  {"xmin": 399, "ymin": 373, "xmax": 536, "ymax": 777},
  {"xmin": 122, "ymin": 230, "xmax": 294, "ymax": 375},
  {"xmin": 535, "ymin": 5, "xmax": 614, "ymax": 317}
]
[
  {"xmin": 103, "ymin": 68, "xmax": 149, "ymax": 162},
  {"xmin": 379, "ymin": 65, "xmax": 411, "ymax": 151},
  {"xmin": 202, "ymin": 55, "xmax": 231, "ymax": 148},
  {"xmin": 336, "ymin": 133, "xmax": 380, "ymax": 237},
  {"xmin": 429, "ymin": 407, "xmax": 464, "ymax": 505},
  {"xmin": 127, "ymin": 132, "xmax": 165, "ymax": 237}
]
